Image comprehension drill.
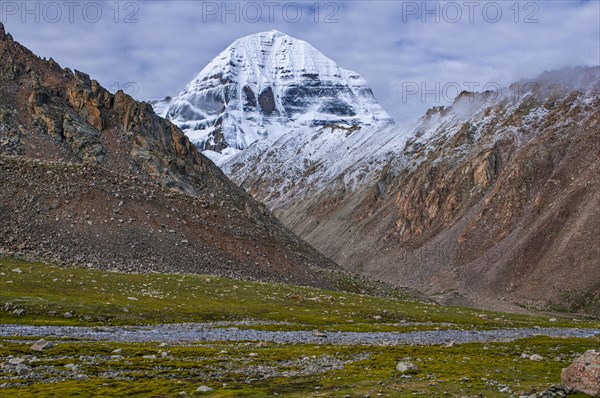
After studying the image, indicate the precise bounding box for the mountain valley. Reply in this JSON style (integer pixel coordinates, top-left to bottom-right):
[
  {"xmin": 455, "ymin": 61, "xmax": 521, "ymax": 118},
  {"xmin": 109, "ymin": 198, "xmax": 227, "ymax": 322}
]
[
  {"xmin": 153, "ymin": 31, "xmax": 600, "ymax": 315},
  {"xmin": 0, "ymin": 20, "xmax": 599, "ymax": 398}
]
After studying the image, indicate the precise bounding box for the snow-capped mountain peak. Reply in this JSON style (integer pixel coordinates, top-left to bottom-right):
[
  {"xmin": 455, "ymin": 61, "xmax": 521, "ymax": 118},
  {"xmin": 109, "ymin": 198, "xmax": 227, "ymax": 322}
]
[{"xmin": 150, "ymin": 30, "xmax": 394, "ymax": 161}]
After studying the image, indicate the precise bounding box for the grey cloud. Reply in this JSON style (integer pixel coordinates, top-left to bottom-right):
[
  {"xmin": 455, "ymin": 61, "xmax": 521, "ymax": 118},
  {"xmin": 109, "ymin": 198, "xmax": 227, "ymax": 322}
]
[{"xmin": 3, "ymin": 0, "xmax": 598, "ymax": 124}]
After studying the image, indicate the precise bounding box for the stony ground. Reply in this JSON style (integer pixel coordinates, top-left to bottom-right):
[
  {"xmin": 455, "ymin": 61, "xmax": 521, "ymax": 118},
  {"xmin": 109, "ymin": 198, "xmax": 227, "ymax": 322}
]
[
  {"xmin": 1, "ymin": 258, "xmax": 599, "ymax": 397},
  {"xmin": 1, "ymin": 335, "xmax": 598, "ymax": 397},
  {"xmin": 1, "ymin": 324, "xmax": 598, "ymax": 346}
]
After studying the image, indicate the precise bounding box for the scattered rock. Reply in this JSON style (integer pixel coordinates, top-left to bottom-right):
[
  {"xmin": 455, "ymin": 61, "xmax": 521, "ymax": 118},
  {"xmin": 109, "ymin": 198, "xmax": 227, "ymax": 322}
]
[
  {"xmin": 111, "ymin": 348, "xmax": 122, "ymax": 354},
  {"xmin": 396, "ymin": 361, "xmax": 420, "ymax": 373},
  {"xmin": 561, "ymin": 350, "xmax": 599, "ymax": 397},
  {"xmin": 12, "ymin": 308, "xmax": 25, "ymax": 316},
  {"xmin": 30, "ymin": 338, "xmax": 54, "ymax": 351},
  {"xmin": 527, "ymin": 385, "xmax": 574, "ymax": 398},
  {"xmin": 196, "ymin": 386, "xmax": 214, "ymax": 393},
  {"xmin": 529, "ymin": 354, "xmax": 543, "ymax": 361},
  {"xmin": 15, "ymin": 364, "xmax": 31, "ymax": 375},
  {"xmin": 65, "ymin": 363, "xmax": 80, "ymax": 372},
  {"xmin": 63, "ymin": 312, "xmax": 73, "ymax": 319}
]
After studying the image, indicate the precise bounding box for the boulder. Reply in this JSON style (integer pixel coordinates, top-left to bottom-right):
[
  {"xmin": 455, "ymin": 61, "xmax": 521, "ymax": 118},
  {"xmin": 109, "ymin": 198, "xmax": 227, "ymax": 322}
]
[
  {"xmin": 396, "ymin": 361, "xmax": 420, "ymax": 373},
  {"xmin": 15, "ymin": 363, "xmax": 31, "ymax": 375},
  {"xmin": 561, "ymin": 350, "xmax": 599, "ymax": 397},
  {"xmin": 30, "ymin": 338, "xmax": 54, "ymax": 351}
]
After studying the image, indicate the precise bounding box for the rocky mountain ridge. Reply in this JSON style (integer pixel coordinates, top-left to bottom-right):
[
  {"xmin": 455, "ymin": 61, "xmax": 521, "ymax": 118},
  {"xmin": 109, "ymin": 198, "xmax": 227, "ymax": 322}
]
[{"xmin": 222, "ymin": 66, "xmax": 600, "ymax": 314}]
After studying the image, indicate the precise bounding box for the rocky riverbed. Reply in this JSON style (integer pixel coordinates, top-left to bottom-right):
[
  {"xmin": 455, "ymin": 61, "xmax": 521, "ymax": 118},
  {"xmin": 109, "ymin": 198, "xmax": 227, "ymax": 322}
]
[
  {"xmin": 2, "ymin": 323, "xmax": 598, "ymax": 397},
  {"xmin": 2, "ymin": 323, "xmax": 598, "ymax": 346}
]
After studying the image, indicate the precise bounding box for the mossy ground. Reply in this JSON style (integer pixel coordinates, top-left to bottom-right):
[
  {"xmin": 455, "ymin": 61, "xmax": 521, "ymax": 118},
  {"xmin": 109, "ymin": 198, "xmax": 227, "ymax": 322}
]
[
  {"xmin": 0, "ymin": 336, "xmax": 597, "ymax": 397},
  {"xmin": 1, "ymin": 258, "xmax": 599, "ymax": 397},
  {"xmin": 1, "ymin": 258, "xmax": 597, "ymax": 331}
]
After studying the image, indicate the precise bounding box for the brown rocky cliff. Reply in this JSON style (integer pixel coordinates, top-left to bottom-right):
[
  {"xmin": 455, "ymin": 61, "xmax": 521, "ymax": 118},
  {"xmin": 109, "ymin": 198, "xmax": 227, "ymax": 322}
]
[{"xmin": 0, "ymin": 25, "xmax": 218, "ymax": 195}]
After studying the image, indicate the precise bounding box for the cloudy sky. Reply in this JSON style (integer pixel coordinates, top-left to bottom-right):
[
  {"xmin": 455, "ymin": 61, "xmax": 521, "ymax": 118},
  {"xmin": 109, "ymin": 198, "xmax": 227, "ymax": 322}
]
[{"xmin": 3, "ymin": 0, "xmax": 599, "ymax": 124}]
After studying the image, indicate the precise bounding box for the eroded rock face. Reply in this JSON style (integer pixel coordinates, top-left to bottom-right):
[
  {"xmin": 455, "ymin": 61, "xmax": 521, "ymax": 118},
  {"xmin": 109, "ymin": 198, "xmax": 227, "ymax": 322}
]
[{"xmin": 561, "ymin": 350, "xmax": 600, "ymax": 397}]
